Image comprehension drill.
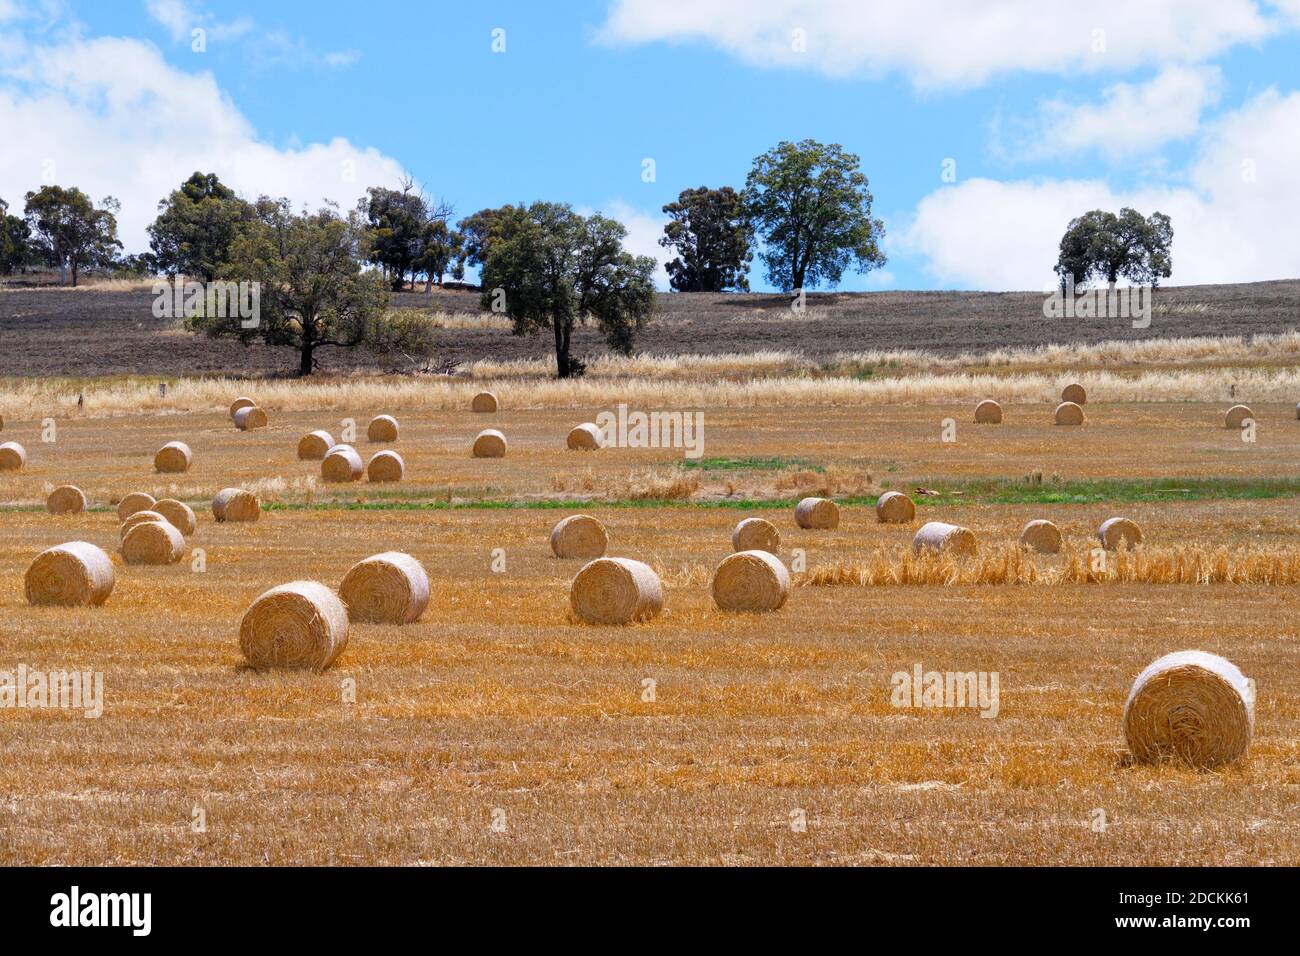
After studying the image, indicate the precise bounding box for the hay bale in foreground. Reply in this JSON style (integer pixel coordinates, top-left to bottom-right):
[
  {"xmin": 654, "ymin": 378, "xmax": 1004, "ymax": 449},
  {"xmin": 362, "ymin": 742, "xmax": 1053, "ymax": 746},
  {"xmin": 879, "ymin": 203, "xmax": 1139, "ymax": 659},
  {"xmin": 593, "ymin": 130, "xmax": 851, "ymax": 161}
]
[
  {"xmin": 239, "ymin": 581, "xmax": 349, "ymax": 671},
  {"xmin": 0, "ymin": 441, "xmax": 27, "ymax": 471},
  {"xmin": 570, "ymin": 557, "xmax": 663, "ymax": 625},
  {"xmin": 367, "ymin": 450, "xmax": 405, "ymax": 482},
  {"xmin": 875, "ymin": 491, "xmax": 916, "ymax": 524},
  {"xmin": 212, "ymin": 487, "xmax": 260, "ymax": 522},
  {"xmin": 1020, "ymin": 519, "xmax": 1061, "ymax": 554},
  {"xmin": 551, "ymin": 514, "xmax": 609, "ymax": 559},
  {"xmin": 974, "ymin": 399, "xmax": 1002, "ymax": 424},
  {"xmin": 472, "ymin": 429, "xmax": 507, "ymax": 458},
  {"xmin": 566, "ymin": 423, "xmax": 603, "ymax": 450},
  {"xmin": 233, "ymin": 406, "xmax": 267, "ymax": 431},
  {"xmin": 120, "ymin": 509, "xmax": 169, "ymax": 539},
  {"xmin": 116, "ymin": 492, "xmax": 157, "ymax": 521},
  {"xmin": 154, "ymin": 440, "xmax": 192, "ymax": 474},
  {"xmin": 321, "ymin": 445, "xmax": 364, "ymax": 482},
  {"xmin": 1054, "ymin": 401, "xmax": 1085, "ymax": 426},
  {"xmin": 339, "ymin": 551, "xmax": 430, "ymax": 624},
  {"xmin": 472, "ymin": 391, "xmax": 499, "ymax": 413},
  {"xmin": 367, "ymin": 414, "xmax": 399, "ymax": 442},
  {"xmin": 154, "ymin": 498, "xmax": 197, "ymax": 536},
  {"xmin": 1225, "ymin": 404, "xmax": 1254, "ymax": 429},
  {"xmin": 122, "ymin": 520, "xmax": 186, "ymax": 565},
  {"xmin": 47, "ymin": 485, "xmax": 88, "ymax": 515},
  {"xmin": 711, "ymin": 550, "xmax": 790, "ymax": 613},
  {"xmin": 795, "ymin": 497, "xmax": 839, "ymax": 530},
  {"xmin": 1123, "ymin": 650, "xmax": 1254, "ymax": 768},
  {"xmin": 1098, "ymin": 516, "xmax": 1143, "ymax": 550},
  {"xmin": 913, "ymin": 521, "xmax": 978, "ymax": 556},
  {"xmin": 732, "ymin": 517, "xmax": 780, "ymax": 554},
  {"xmin": 297, "ymin": 430, "xmax": 334, "ymax": 460},
  {"xmin": 1061, "ymin": 383, "xmax": 1087, "ymax": 405},
  {"xmin": 25, "ymin": 541, "xmax": 115, "ymax": 607},
  {"xmin": 229, "ymin": 397, "xmax": 257, "ymax": 420}
]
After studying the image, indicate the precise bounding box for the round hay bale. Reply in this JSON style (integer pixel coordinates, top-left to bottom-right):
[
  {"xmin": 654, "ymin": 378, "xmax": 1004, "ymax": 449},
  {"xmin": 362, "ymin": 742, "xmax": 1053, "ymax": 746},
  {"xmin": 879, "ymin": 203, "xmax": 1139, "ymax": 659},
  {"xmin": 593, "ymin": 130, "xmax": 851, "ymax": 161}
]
[
  {"xmin": 566, "ymin": 422, "xmax": 603, "ymax": 450},
  {"xmin": 1019, "ymin": 519, "xmax": 1061, "ymax": 554},
  {"xmin": 367, "ymin": 414, "xmax": 399, "ymax": 442},
  {"xmin": 229, "ymin": 396, "xmax": 257, "ymax": 420},
  {"xmin": 731, "ymin": 517, "xmax": 780, "ymax": 554},
  {"xmin": 120, "ymin": 509, "xmax": 168, "ymax": 540},
  {"xmin": 0, "ymin": 441, "xmax": 27, "ymax": 471},
  {"xmin": 321, "ymin": 445, "xmax": 364, "ymax": 482},
  {"xmin": 973, "ymin": 399, "xmax": 1002, "ymax": 424},
  {"xmin": 367, "ymin": 450, "xmax": 405, "ymax": 482},
  {"xmin": 912, "ymin": 521, "xmax": 978, "ymax": 556},
  {"xmin": 233, "ymin": 406, "xmax": 267, "ymax": 431},
  {"xmin": 471, "ymin": 391, "xmax": 499, "ymax": 413},
  {"xmin": 1295, "ymin": 402, "xmax": 1300, "ymax": 420},
  {"xmin": 154, "ymin": 498, "xmax": 197, "ymax": 536},
  {"xmin": 794, "ymin": 497, "xmax": 839, "ymax": 530},
  {"xmin": 1098, "ymin": 516, "xmax": 1143, "ymax": 551},
  {"xmin": 550, "ymin": 514, "xmax": 609, "ymax": 559},
  {"xmin": 1061, "ymin": 383, "xmax": 1087, "ymax": 405},
  {"xmin": 1123, "ymin": 650, "xmax": 1254, "ymax": 768},
  {"xmin": 297, "ymin": 430, "xmax": 334, "ymax": 460},
  {"xmin": 212, "ymin": 487, "xmax": 260, "ymax": 523},
  {"xmin": 1054, "ymin": 401, "xmax": 1085, "ymax": 426},
  {"xmin": 1225, "ymin": 404, "xmax": 1254, "ymax": 429},
  {"xmin": 154, "ymin": 440, "xmax": 192, "ymax": 473},
  {"xmin": 116, "ymin": 492, "xmax": 157, "ymax": 521},
  {"xmin": 875, "ymin": 491, "xmax": 916, "ymax": 524},
  {"xmin": 46, "ymin": 485, "xmax": 88, "ymax": 515},
  {"xmin": 25, "ymin": 541, "xmax": 115, "ymax": 607},
  {"xmin": 239, "ymin": 581, "xmax": 349, "ymax": 671},
  {"xmin": 472, "ymin": 429, "xmax": 507, "ymax": 458},
  {"xmin": 711, "ymin": 550, "xmax": 790, "ymax": 613},
  {"xmin": 569, "ymin": 557, "xmax": 663, "ymax": 625},
  {"xmin": 339, "ymin": 551, "xmax": 430, "ymax": 624},
  {"xmin": 122, "ymin": 520, "xmax": 186, "ymax": 565}
]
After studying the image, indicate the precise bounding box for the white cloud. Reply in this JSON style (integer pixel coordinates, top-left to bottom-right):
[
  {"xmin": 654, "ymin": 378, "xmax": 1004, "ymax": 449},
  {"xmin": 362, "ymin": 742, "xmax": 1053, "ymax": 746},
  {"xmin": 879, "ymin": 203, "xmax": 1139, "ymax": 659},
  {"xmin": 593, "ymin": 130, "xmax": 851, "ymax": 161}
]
[
  {"xmin": 145, "ymin": 0, "xmax": 251, "ymax": 43},
  {"xmin": 591, "ymin": 199, "xmax": 670, "ymax": 289}
]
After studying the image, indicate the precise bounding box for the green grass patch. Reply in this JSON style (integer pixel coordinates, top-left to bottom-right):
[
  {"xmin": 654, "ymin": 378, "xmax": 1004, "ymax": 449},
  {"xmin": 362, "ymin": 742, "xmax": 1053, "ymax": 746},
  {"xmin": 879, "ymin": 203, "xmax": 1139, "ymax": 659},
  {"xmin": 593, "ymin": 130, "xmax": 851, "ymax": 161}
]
[
  {"xmin": 910, "ymin": 476, "xmax": 1300, "ymax": 505},
  {"xmin": 679, "ymin": 456, "xmax": 821, "ymax": 472}
]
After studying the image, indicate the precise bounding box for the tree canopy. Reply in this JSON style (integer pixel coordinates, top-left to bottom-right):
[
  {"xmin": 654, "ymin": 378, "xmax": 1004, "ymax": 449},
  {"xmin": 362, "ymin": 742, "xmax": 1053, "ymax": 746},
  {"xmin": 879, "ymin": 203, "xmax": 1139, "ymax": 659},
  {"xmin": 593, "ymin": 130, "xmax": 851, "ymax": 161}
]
[
  {"xmin": 1055, "ymin": 208, "xmax": 1173, "ymax": 288},
  {"xmin": 23, "ymin": 186, "xmax": 122, "ymax": 286},
  {"xmin": 659, "ymin": 186, "xmax": 752, "ymax": 292},
  {"xmin": 148, "ymin": 172, "xmax": 252, "ymax": 281}
]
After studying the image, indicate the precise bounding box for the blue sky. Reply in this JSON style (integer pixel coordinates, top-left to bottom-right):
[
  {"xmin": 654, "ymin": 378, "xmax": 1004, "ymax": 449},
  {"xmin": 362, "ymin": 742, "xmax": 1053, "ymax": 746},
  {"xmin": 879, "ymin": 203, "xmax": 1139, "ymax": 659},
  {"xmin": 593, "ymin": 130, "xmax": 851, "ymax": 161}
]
[{"xmin": 2, "ymin": 0, "xmax": 1299, "ymax": 290}]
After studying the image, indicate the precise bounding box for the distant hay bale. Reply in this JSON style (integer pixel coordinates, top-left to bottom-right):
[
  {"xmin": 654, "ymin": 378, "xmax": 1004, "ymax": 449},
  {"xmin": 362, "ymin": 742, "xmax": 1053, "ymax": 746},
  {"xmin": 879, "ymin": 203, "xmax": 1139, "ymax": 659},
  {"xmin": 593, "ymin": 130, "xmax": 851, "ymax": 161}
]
[
  {"xmin": 1123, "ymin": 650, "xmax": 1254, "ymax": 768},
  {"xmin": 239, "ymin": 581, "xmax": 349, "ymax": 671},
  {"xmin": 1295, "ymin": 402, "xmax": 1300, "ymax": 420},
  {"xmin": 1054, "ymin": 401, "xmax": 1085, "ymax": 426},
  {"xmin": 212, "ymin": 487, "xmax": 260, "ymax": 523},
  {"xmin": 912, "ymin": 521, "xmax": 978, "ymax": 556},
  {"xmin": 367, "ymin": 450, "xmax": 405, "ymax": 482},
  {"xmin": 154, "ymin": 440, "xmax": 192, "ymax": 473},
  {"xmin": 116, "ymin": 492, "xmax": 157, "ymax": 521},
  {"xmin": 1019, "ymin": 519, "xmax": 1062, "ymax": 554},
  {"xmin": 154, "ymin": 498, "xmax": 197, "ymax": 536},
  {"xmin": 551, "ymin": 514, "xmax": 609, "ymax": 559},
  {"xmin": 795, "ymin": 497, "xmax": 839, "ymax": 530},
  {"xmin": 0, "ymin": 441, "xmax": 26, "ymax": 471},
  {"xmin": 120, "ymin": 509, "xmax": 169, "ymax": 539},
  {"xmin": 339, "ymin": 551, "xmax": 430, "ymax": 624},
  {"xmin": 711, "ymin": 550, "xmax": 790, "ymax": 613},
  {"xmin": 472, "ymin": 429, "xmax": 507, "ymax": 458},
  {"xmin": 875, "ymin": 491, "xmax": 916, "ymax": 524},
  {"xmin": 233, "ymin": 406, "xmax": 267, "ymax": 430},
  {"xmin": 1098, "ymin": 516, "xmax": 1143, "ymax": 550},
  {"xmin": 46, "ymin": 485, "xmax": 88, "ymax": 515},
  {"xmin": 1061, "ymin": 383, "xmax": 1087, "ymax": 405},
  {"xmin": 25, "ymin": 541, "xmax": 115, "ymax": 607},
  {"xmin": 297, "ymin": 430, "xmax": 334, "ymax": 460},
  {"xmin": 566, "ymin": 423, "xmax": 603, "ymax": 450},
  {"xmin": 732, "ymin": 517, "xmax": 780, "ymax": 554},
  {"xmin": 122, "ymin": 520, "xmax": 186, "ymax": 565},
  {"xmin": 1225, "ymin": 404, "xmax": 1254, "ymax": 429},
  {"xmin": 472, "ymin": 391, "xmax": 499, "ymax": 413},
  {"xmin": 367, "ymin": 414, "xmax": 399, "ymax": 442},
  {"xmin": 229, "ymin": 397, "xmax": 257, "ymax": 420},
  {"xmin": 570, "ymin": 557, "xmax": 663, "ymax": 625},
  {"xmin": 321, "ymin": 445, "xmax": 364, "ymax": 482},
  {"xmin": 974, "ymin": 399, "xmax": 1002, "ymax": 424}
]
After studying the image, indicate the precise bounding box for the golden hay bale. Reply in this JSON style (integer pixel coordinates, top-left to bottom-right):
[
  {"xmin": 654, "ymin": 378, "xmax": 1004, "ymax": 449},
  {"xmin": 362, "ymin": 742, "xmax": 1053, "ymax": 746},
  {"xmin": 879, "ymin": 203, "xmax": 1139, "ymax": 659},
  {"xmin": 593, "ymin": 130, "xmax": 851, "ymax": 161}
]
[
  {"xmin": 0, "ymin": 441, "xmax": 27, "ymax": 471},
  {"xmin": 154, "ymin": 440, "xmax": 192, "ymax": 473},
  {"xmin": 795, "ymin": 496, "xmax": 839, "ymax": 530},
  {"xmin": 116, "ymin": 492, "xmax": 157, "ymax": 521},
  {"xmin": 566, "ymin": 422, "xmax": 603, "ymax": 450},
  {"xmin": 154, "ymin": 498, "xmax": 197, "ymax": 536},
  {"xmin": 233, "ymin": 406, "xmax": 267, "ymax": 430},
  {"xmin": 239, "ymin": 581, "xmax": 349, "ymax": 671},
  {"xmin": 321, "ymin": 445, "xmax": 364, "ymax": 482},
  {"xmin": 46, "ymin": 485, "xmax": 88, "ymax": 515},
  {"xmin": 1225, "ymin": 404, "xmax": 1254, "ymax": 429},
  {"xmin": 339, "ymin": 551, "xmax": 430, "ymax": 624},
  {"xmin": 1019, "ymin": 519, "xmax": 1062, "ymax": 554},
  {"xmin": 367, "ymin": 450, "xmax": 405, "ymax": 482},
  {"xmin": 367, "ymin": 414, "xmax": 399, "ymax": 442},
  {"xmin": 122, "ymin": 520, "xmax": 186, "ymax": 565},
  {"xmin": 1061, "ymin": 383, "xmax": 1087, "ymax": 405},
  {"xmin": 1296, "ymin": 402, "xmax": 1300, "ymax": 420},
  {"xmin": 875, "ymin": 491, "xmax": 916, "ymax": 524},
  {"xmin": 25, "ymin": 541, "xmax": 115, "ymax": 607},
  {"xmin": 472, "ymin": 429, "xmax": 507, "ymax": 458},
  {"xmin": 120, "ymin": 509, "xmax": 169, "ymax": 540},
  {"xmin": 732, "ymin": 517, "xmax": 780, "ymax": 554},
  {"xmin": 570, "ymin": 557, "xmax": 663, "ymax": 625},
  {"xmin": 472, "ymin": 391, "xmax": 499, "ymax": 413},
  {"xmin": 1098, "ymin": 516, "xmax": 1143, "ymax": 550},
  {"xmin": 912, "ymin": 521, "xmax": 978, "ymax": 556},
  {"xmin": 229, "ymin": 396, "xmax": 257, "ymax": 420},
  {"xmin": 551, "ymin": 514, "xmax": 609, "ymax": 559},
  {"xmin": 1054, "ymin": 401, "xmax": 1085, "ymax": 426},
  {"xmin": 973, "ymin": 399, "xmax": 1002, "ymax": 424},
  {"xmin": 711, "ymin": 550, "xmax": 790, "ymax": 613},
  {"xmin": 1123, "ymin": 650, "xmax": 1253, "ymax": 768},
  {"xmin": 212, "ymin": 487, "xmax": 260, "ymax": 522},
  {"xmin": 297, "ymin": 430, "xmax": 334, "ymax": 460}
]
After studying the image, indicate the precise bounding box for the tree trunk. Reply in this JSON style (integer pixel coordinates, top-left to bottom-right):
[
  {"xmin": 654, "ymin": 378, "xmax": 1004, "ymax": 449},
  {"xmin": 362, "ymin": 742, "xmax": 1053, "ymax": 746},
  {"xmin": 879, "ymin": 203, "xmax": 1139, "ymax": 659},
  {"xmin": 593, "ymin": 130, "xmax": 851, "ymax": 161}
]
[
  {"xmin": 70, "ymin": 259, "xmax": 78, "ymax": 288},
  {"xmin": 554, "ymin": 321, "xmax": 569, "ymax": 378},
  {"xmin": 299, "ymin": 341, "xmax": 314, "ymax": 376}
]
